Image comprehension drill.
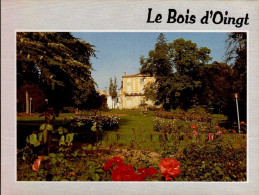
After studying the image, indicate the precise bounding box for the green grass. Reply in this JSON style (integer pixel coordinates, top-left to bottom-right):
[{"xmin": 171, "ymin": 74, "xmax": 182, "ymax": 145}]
[
  {"xmin": 17, "ymin": 113, "xmax": 75, "ymax": 121},
  {"xmin": 100, "ymin": 109, "xmax": 161, "ymax": 150}
]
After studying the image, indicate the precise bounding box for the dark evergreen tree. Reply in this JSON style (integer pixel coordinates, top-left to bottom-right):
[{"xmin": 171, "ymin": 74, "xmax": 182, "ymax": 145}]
[{"xmin": 108, "ymin": 77, "xmax": 118, "ymax": 108}]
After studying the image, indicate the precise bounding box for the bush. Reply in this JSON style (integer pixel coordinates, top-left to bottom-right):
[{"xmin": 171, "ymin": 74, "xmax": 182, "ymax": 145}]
[
  {"xmin": 62, "ymin": 107, "xmax": 76, "ymax": 113},
  {"xmin": 156, "ymin": 110, "xmax": 212, "ymax": 123}
]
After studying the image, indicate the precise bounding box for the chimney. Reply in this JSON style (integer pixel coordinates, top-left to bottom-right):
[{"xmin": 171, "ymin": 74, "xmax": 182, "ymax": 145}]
[{"xmin": 124, "ymin": 72, "xmax": 126, "ymax": 76}]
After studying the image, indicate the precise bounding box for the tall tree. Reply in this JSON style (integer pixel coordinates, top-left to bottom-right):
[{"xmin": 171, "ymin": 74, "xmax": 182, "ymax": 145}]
[
  {"xmin": 140, "ymin": 34, "xmax": 212, "ymax": 110},
  {"xmin": 109, "ymin": 77, "xmax": 118, "ymax": 108},
  {"xmin": 168, "ymin": 38, "xmax": 212, "ymax": 109},
  {"xmin": 225, "ymin": 32, "xmax": 247, "ymax": 121},
  {"xmin": 199, "ymin": 61, "xmax": 233, "ymax": 113},
  {"xmin": 140, "ymin": 33, "xmax": 173, "ymax": 77},
  {"xmin": 17, "ymin": 32, "xmax": 98, "ymax": 110}
]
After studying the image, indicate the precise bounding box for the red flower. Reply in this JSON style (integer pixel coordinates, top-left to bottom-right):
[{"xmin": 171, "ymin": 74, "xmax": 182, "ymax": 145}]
[
  {"xmin": 240, "ymin": 121, "xmax": 246, "ymax": 125},
  {"xmin": 215, "ymin": 125, "xmax": 219, "ymax": 129},
  {"xmin": 191, "ymin": 125, "xmax": 197, "ymax": 129},
  {"xmin": 158, "ymin": 158, "xmax": 181, "ymax": 181},
  {"xmin": 216, "ymin": 131, "xmax": 222, "ymax": 135},
  {"xmin": 111, "ymin": 164, "xmax": 138, "ymax": 181},
  {"xmin": 104, "ymin": 159, "xmax": 113, "ymax": 171},
  {"xmin": 232, "ymin": 129, "xmax": 236, "ymax": 133},
  {"xmin": 137, "ymin": 168, "xmax": 146, "ymax": 176},
  {"xmin": 192, "ymin": 131, "xmax": 198, "ymax": 136},
  {"xmin": 32, "ymin": 156, "xmax": 44, "ymax": 171},
  {"xmin": 146, "ymin": 167, "xmax": 158, "ymax": 178},
  {"xmin": 208, "ymin": 133, "xmax": 213, "ymax": 141},
  {"xmin": 111, "ymin": 156, "xmax": 124, "ymax": 165}
]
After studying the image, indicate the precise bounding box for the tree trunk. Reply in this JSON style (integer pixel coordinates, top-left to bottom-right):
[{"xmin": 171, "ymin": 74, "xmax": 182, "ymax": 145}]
[{"xmin": 25, "ymin": 90, "xmax": 29, "ymax": 114}]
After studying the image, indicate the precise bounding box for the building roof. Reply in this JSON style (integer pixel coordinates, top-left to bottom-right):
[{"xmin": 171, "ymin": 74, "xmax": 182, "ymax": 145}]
[{"xmin": 122, "ymin": 73, "xmax": 153, "ymax": 78}]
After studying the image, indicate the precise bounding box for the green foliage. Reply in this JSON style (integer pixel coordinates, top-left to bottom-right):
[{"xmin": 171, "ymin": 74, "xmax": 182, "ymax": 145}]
[
  {"xmin": 155, "ymin": 110, "xmax": 212, "ymax": 123},
  {"xmin": 224, "ymin": 32, "xmax": 247, "ymax": 122},
  {"xmin": 109, "ymin": 77, "xmax": 118, "ymax": 99},
  {"xmin": 17, "ymin": 110, "xmax": 246, "ymax": 181},
  {"xmin": 140, "ymin": 34, "xmax": 212, "ymax": 110},
  {"xmin": 176, "ymin": 137, "xmax": 246, "ymax": 181},
  {"xmin": 199, "ymin": 62, "xmax": 233, "ymax": 114},
  {"xmin": 39, "ymin": 123, "xmax": 54, "ymax": 131},
  {"xmin": 140, "ymin": 33, "xmax": 172, "ymax": 77},
  {"xmin": 17, "ymin": 32, "xmax": 98, "ymax": 109},
  {"xmin": 28, "ymin": 133, "xmax": 40, "ymax": 147}
]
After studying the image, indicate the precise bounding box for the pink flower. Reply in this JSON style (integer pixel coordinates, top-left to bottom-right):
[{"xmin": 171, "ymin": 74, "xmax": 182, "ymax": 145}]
[
  {"xmin": 215, "ymin": 125, "xmax": 219, "ymax": 129},
  {"xmin": 221, "ymin": 129, "xmax": 226, "ymax": 134},
  {"xmin": 159, "ymin": 158, "xmax": 181, "ymax": 181},
  {"xmin": 216, "ymin": 131, "xmax": 222, "ymax": 135},
  {"xmin": 240, "ymin": 121, "xmax": 246, "ymax": 125},
  {"xmin": 232, "ymin": 129, "xmax": 236, "ymax": 133},
  {"xmin": 208, "ymin": 133, "xmax": 213, "ymax": 141},
  {"xmin": 192, "ymin": 131, "xmax": 198, "ymax": 136}
]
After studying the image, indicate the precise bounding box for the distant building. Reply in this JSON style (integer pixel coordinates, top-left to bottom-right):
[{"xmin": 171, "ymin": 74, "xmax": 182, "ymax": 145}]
[
  {"xmin": 98, "ymin": 90, "xmax": 120, "ymax": 109},
  {"xmin": 119, "ymin": 72, "xmax": 156, "ymax": 109}
]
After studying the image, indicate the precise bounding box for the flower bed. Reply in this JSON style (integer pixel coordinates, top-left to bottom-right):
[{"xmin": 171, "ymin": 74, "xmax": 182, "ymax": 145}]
[
  {"xmin": 17, "ymin": 131, "xmax": 246, "ymax": 181},
  {"xmin": 155, "ymin": 110, "xmax": 212, "ymax": 123}
]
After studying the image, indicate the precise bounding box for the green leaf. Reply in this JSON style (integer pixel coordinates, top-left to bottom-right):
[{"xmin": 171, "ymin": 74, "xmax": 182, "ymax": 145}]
[
  {"xmin": 53, "ymin": 175, "xmax": 62, "ymax": 181},
  {"xmin": 91, "ymin": 122, "xmax": 97, "ymax": 131},
  {"xmin": 87, "ymin": 144, "xmax": 92, "ymax": 150},
  {"xmin": 66, "ymin": 133, "xmax": 74, "ymax": 143},
  {"xmin": 95, "ymin": 169, "xmax": 104, "ymax": 173},
  {"xmin": 43, "ymin": 156, "xmax": 49, "ymax": 160},
  {"xmin": 51, "ymin": 158, "xmax": 57, "ymax": 165},
  {"xmin": 29, "ymin": 134, "xmax": 37, "ymax": 145},
  {"xmin": 59, "ymin": 135, "xmax": 65, "ymax": 146},
  {"xmin": 77, "ymin": 122, "xmax": 84, "ymax": 127},
  {"xmin": 39, "ymin": 123, "xmax": 53, "ymax": 131},
  {"xmin": 49, "ymin": 153, "xmax": 56, "ymax": 158},
  {"xmin": 82, "ymin": 144, "xmax": 88, "ymax": 150},
  {"xmin": 34, "ymin": 141, "xmax": 41, "ymax": 147},
  {"xmin": 92, "ymin": 174, "xmax": 100, "ymax": 181},
  {"xmin": 43, "ymin": 129, "xmax": 48, "ymax": 144},
  {"xmin": 57, "ymin": 127, "xmax": 64, "ymax": 134},
  {"xmin": 38, "ymin": 132, "xmax": 43, "ymax": 142}
]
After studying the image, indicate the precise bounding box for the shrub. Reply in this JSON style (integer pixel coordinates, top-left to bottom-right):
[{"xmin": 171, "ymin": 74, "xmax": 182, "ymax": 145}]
[{"xmin": 156, "ymin": 110, "xmax": 212, "ymax": 123}]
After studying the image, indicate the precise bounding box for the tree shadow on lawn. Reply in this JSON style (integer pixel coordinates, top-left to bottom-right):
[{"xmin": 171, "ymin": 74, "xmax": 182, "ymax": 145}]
[{"xmin": 118, "ymin": 117, "xmax": 132, "ymax": 127}]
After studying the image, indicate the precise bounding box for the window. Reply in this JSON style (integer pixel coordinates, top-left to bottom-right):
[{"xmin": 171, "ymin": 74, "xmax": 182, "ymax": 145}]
[
  {"xmin": 127, "ymin": 78, "xmax": 131, "ymax": 82},
  {"xmin": 139, "ymin": 86, "xmax": 144, "ymax": 93},
  {"xmin": 140, "ymin": 78, "xmax": 145, "ymax": 83},
  {"xmin": 127, "ymin": 86, "xmax": 131, "ymax": 93},
  {"xmin": 141, "ymin": 100, "xmax": 145, "ymax": 104}
]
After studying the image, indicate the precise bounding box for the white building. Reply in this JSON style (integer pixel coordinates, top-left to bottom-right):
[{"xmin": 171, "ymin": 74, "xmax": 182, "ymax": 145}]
[{"xmin": 98, "ymin": 90, "xmax": 121, "ymax": 109}]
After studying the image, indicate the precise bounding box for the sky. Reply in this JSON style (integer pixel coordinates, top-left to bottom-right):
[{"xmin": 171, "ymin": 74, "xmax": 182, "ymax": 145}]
[{"xmin": 72, "ymin": 32, "xmax": 229, "ymax": 91}]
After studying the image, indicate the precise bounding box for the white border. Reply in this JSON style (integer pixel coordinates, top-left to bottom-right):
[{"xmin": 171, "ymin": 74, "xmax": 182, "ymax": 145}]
[{"xmin": 2, "ymin": 0, "xmax": 259, "ymax": 194}]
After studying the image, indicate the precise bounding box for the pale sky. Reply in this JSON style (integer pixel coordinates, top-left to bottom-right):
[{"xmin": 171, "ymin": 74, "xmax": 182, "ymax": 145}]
[{"xmin": 72, "ymin": 32, "xmax": 229, "ymax": 91}]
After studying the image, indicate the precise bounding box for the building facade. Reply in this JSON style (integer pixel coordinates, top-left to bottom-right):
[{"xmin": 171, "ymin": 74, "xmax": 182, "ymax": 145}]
[{"xmin": 119, "ymin": 72, "xmax": 156, "ymax": 109}]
